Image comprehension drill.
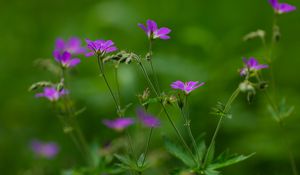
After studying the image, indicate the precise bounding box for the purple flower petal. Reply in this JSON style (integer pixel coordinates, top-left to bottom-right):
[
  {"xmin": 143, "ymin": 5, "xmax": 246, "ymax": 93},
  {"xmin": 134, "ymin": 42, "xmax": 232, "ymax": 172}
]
[
  {"xmin": 35, "ymin": 87, "xmax": 67, "ymax": 101},
  {"xmin": 171, "ymin": 80, "xmax": 185, "ymax": 90},
  {"xmin": 103, "ymin": 118, "xmax": 134, "ymax": 131},
  {"xmin": 138, "ymin": 23, "xmax": 148, "ymax": 33},
  {"xmin": 30, "ymin": 140, "xmax": 59, "ymax": 159},
  {"xmin": 54, "ymin": 37, "xmax": 85, "ymax": 55},
  {"xmin": 138, "ymin": 19, "xmax": 171, "ymax": 40},
  {"xmin": 154, "ymin": 27, "xmax": 171, "ymax": 39},
  {"xmin": 147, "ymin": 19, "xmax": 158, "ymax": 32},
  {"xmin": 269, "ymin": 0, "xmax": 296, "ymax": 14},
  {"xmin": 68, "ymin": 58, "xmax": 81, "ymax": 67},
  {"xmin": 240, "ymin": 57, "xmax": 269, "ymax": 76},
  {"xmin": 136, "ymin": 108, "xmax": 160, "ymax": 128},
  {"xmin": 171, "ymin": 80, "xmax": 205, "ymax": 94},
  {"xmin": 55, "ymin": 38, "xmax": 65, "ymax": 51}
]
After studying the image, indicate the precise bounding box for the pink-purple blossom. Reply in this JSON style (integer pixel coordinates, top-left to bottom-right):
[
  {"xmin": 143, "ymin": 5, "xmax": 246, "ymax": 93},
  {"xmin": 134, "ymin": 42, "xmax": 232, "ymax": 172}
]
[
  {"xmin": 269, "ymin": 0, "xmax": 296, "ymax": 14},
  {"xmin": 85, "ymin": 39, "xmax": 117, "ymax": 57},
  {"xmin": 53, "ymin": 51, "xmax": 80, "ymax": 68},
  {"xmin": 138, "ymin": 19, "xmax": 171, "ymax": 40},
  {"xmin": 54, "ymin": 37, "xmax": 85, "ymax": 55},
  {"xmin": 35, "ymin": 87, "xmax": 68, "ymax": 101},
  {"xmin": 30, "ymin": 140, "xmax": 59, "ymax": 159},
  {"xmin": 102, "ymin": 118, "xmax": 134, "ymax": 131},
  {"xmin": 171, "ymin": 81, "xmax": 205, "ymax": 94},
  {"xmin": 240, "ymin": 57, "xmax": 269, "ymax": 76},
  {"xmin": 136, "ymin": 108, "xmax": 160, "ymax": 128}
]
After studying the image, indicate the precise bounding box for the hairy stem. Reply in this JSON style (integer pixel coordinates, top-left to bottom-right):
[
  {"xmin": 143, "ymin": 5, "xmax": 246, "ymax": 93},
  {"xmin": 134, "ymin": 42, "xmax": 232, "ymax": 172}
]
[{"xmin": 203, "ymin": 87, "xmax": 240, "ymax": 167}]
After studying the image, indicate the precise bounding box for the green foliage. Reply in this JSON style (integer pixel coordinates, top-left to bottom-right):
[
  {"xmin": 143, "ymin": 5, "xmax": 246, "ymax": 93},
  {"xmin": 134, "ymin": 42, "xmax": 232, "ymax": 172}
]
[
  {"xmin": 164, "ymin": 137, "xmax": 197, "ymax": 168},
  {"xmin": 268, "ymin": 98, "xmax": 294, "ymax": 122}
]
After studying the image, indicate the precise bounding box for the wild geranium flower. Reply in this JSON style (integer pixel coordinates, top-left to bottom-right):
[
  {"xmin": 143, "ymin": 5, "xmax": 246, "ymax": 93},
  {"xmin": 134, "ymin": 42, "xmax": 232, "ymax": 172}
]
[
  {"xmin": 240, "ymin": 57, "xmax": 269, "ymax": 76},
  {"xmin": 136, "ymin": 108, "xmax": 160, "ymax": 128},
  {"xmin": 171, "ymin": 81, "xmax": 205, "ymax": 94},
  {"xmin": 269, "ymin": 0, "xmax": 296, "ymax": 14},
  {"xmin": 53, "ymin": 51, "xmax": 80, "ymax": 68},
  {"xmin": 54, "ymin": 37, "xmax": 85, "ymax": 55},
  {"xmin": 85, "ymin": 39, "xmax": 117, "ymax": 57},
  {"xmin": 138, "ymin": 19, "xmax": 171, "ymax": 40},
  {"xmin": 35, "ymin": 87, "xmax": 68, "ymax": 101},
  {"xmin": 30, "ymin": 140, "xmax": 59, "ymax": 159},
  {"xmin": 102, "ymin": 118, "xmax": 134, "ymax": 131}
]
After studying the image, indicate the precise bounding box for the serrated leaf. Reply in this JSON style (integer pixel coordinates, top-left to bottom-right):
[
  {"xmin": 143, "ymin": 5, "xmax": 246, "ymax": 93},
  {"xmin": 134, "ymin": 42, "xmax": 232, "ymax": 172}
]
[
  {"xmin": 208, "ymin": 152, "xmax": 254, "ymax": 170},
  {"xmin": 164, "ymin": 137, "xmax": 196, "ymax": 167}
]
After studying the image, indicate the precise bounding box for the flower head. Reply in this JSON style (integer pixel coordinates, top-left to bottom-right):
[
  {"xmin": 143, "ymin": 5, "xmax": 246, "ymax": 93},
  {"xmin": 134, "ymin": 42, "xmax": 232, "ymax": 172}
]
[
  {"xmin": 30, "ymin": 140, "xmax": 59, "ymax": 159},
  {"xmin": 54, "ymin": 37, "xmax": 85, "ymax": 55},
  {"xmin": 35, "ymin": 87, "xmax": 68, "ymax": 101},
  {"xmin": 85, "ymin": 39, "xmax": 117, "ymax": 57},
  {"xmin": 53, "ymin": 51, "xmax": 80, "ymax": 68},
  {"xmin": 102, "ymin": 118, "xmax": 134, "ymax": 131},
  {"xmin": 240, "ymin": 57, "xmax": 269, "ymax": 76},
  {"xmin": 171, "ymin": 81, "xmax": 205, "ymax": 94},
  {"xmin": 269, "ymin": 0, "xmax": 296, "ymax": 14},
  {"xmin": 136, "ymin": 108, "xmax": 160, "ymax": 128},
  {"xmin": 138, "ymin": 19, "xmax": 171, "ymax": 40}
]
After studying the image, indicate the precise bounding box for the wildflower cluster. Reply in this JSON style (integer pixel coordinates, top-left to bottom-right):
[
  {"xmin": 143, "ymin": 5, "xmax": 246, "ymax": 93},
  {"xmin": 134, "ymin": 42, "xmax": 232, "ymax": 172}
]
[{"xmin": 28, "ymin": 1, "xmax": 297, "ymax": 174}]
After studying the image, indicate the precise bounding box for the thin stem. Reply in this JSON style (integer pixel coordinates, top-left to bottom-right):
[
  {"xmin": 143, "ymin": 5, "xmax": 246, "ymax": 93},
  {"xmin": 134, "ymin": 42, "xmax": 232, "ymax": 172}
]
[
  {"xmin": 60, "ymin": 70, "xmax": 92, "ymax": 166},
  {"xmin": 203, "ymin": 87, "xmax": 240, "ymax": 167},
  {"xmin": 97, "ymin": 55, "xmax": 121, "ymax": 114},
  {"xmin": 141, "ymin": 128, "xmax": 153, "ymax": 168},
  {"xmin": 147, "ymin": 39, "xmax": 161, "ymax": 94},
  {"xmin": 137, "ymin": 61, "xmax": 197, "ymax": 164},
  {"xmin": 278, "ymin": 122, "xmax": 299, "ymax": 175},
  {"xmin": 263, "ymin": 91, "xmax": 298, "ymax": 175},
  {"xmin": 114, "ymin": 67, "xmax": 122, "ymax": 106},
  {"xmin": 162, "ymin": 105, "xmax": 197, "ymax": 164},
  {"xmin": 182, "ymin": 95, "xmax": 201, "ymax": 165},
  {"xmin": 96, "ymin": 54, "xmax": 137, "ymax": 172}
]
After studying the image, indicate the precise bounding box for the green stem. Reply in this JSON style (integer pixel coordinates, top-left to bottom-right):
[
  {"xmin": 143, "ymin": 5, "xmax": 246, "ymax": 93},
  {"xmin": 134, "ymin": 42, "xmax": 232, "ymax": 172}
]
[
  {"xmin": 141, "ymin": 128, "xmax": 153, "ymax": 168},
  {"xmin": 114, "ymin": 67, "xmax": 122, "ymax": 106},
  {"xmin": 203, "ymin": 87, "xmax": 240, "ymax": 168},
  {"xmin": 97, "ymin": 55, "xmax": 121, "ymax": 114},
  {"xmin": 147, "ymin": 39, "xmax": 161, "ymax": 94},
  {"xmin": 60, "ymin": 70, "xmax": 92, "ymax": 166},
  {"xmin": 182, "ymin": 95, "xmax": 201, "ymax": 165},
  {"xmin": 137, "ymin": 61, "xmax": 197, "ymax": 164},
  {"xmin": 263, "ymin": 91, "xmax": 298, "ymax": 175}
]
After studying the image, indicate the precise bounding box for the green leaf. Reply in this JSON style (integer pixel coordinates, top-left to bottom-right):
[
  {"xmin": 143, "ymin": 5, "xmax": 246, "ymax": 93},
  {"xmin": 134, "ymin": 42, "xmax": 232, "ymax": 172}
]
[
  {"xmin": 204, "ymin": 169, "xmax": 220, "ymax": 175},
  {"xmin": 164, "ymin": 137, "xmax": 196, "ymax": 167},
  {"xmin": 208, "ymin": 151, "xmax": 254, "ymax": 170},
  {"xmin": 205, "ymin": 142, "xmax": 215, "ymax": 166},
  {"xmin": 137, "ymin": 153, "xmax": 145, "ymax": 167},
  {"xmin": 197, "ymin": 139, "xmax": 206, "ymax": 162}
]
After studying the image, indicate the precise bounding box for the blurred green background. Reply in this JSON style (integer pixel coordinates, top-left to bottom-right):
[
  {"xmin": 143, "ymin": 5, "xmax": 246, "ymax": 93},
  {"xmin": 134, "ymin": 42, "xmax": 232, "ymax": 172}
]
[{"xmin": 1, "ymin": 0, "xmax": 300, "ymax": 174}]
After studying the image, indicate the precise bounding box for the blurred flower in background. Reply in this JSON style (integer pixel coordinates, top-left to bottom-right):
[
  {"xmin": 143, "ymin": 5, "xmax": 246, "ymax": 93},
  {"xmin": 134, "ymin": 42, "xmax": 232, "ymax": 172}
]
[
  {"xmin": 138, "ymin": 19, "xmax": 171, "ymax": 40},
  {"xmin": 30, "ymin": 140, "xmax": 59, "ymax": 159},
  {"xmin": 102, "ymin": 118, "xmax": 135, "ymax": 131}
]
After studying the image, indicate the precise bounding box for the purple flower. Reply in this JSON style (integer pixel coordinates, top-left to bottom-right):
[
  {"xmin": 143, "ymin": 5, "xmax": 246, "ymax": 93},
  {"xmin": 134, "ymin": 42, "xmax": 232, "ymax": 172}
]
[
  {"xmin": 54, "ymin": 37, "xmax": 85, "ymax": 55},
  {"xmin": 85, "ymin": 39, "xmax": 117, "ymax": 57},
  {"xmin": 53, "ymin": 51, "xmax": 80, "ymax": 68},
  {"xmin": 240, "ymin": 57, "xmax": 269, "ymax": 76},
  {"xmin": 136, "ymin": 108, "xmax": 160, "ymax": 128},
  {"xmin": 102, "ymin": 118, "xmax": 134, "ymax": 131},
  {"xmin": 30, "ymin": 140, "xmax": 59, "ymax": 159},
  {"xmin": 35, "ymin": 87, "xmax": 68, "ymax": 101},
  {"xmin": 138, "ymin": 19, "xmax": 171, "ymax": 40},
  {"xmin": 269, "ymin": 0, "xmax": 296, "ymax": 14},
  {"xmin": 171, "ymin": 81, "xmax": 205, "ymax": 94}
]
